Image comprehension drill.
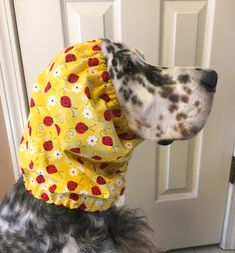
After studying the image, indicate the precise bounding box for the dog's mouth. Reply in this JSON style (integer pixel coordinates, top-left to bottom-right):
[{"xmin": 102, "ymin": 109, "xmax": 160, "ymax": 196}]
[{"xmin": 158, "ymin": 140, "xmax": 174, "ymax": 146}]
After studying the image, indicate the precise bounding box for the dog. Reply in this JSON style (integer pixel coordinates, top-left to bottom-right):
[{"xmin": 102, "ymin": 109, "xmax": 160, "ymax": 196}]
[{"xmin": 0, "ymin": 38, "xmax": 217, "ymax": 253}]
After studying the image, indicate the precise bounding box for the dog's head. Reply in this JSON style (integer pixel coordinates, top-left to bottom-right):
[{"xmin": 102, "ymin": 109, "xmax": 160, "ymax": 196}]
[{"xmin": 101, "ymin": 39, "xmax": 217, "ymax": 145}]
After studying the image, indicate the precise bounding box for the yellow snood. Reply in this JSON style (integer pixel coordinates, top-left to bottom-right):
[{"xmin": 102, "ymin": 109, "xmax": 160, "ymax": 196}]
[{"xmin": 19, "ymin": 39, "xmax": 142, "ymax": 212}]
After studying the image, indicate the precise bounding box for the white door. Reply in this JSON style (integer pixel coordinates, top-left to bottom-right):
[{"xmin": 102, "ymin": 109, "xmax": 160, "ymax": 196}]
[{"xmin": 13, "ymin": 0, "xmax": 235, "ymax": 251}]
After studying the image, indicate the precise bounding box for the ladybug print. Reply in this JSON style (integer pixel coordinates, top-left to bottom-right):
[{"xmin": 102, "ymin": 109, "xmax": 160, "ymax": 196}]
[
  {"xmin": 68, "ymin": 73, "xmax": 79, "ymax": 83},
  {"xmin": 78, "ymin": 203, "xmax": 86, "ymax": 210},
  {"xmin": 91, "ymin": 156, "xmax": 102, "ymax": 160},
  {"xmin": 49, "ymin": 62, "xmax": 55, "ymax": 71},
  {"xmin": 46, "ymin": 164, "xmax": 57, "ymax": 174},
  {"xmin": 75, "ymin": 122, "xmax": 88, "ymax": 134},
  {"xmin": 92, "ymin": 45, "xmax": 101, "ymax": 51},
  {"xmin": 20, "ymin": 136, "xmax": 24, "ymax": 144},
  {"xmin": 88, "ymin": 57, "xmax": 99, "ymax": 67},
  {"xmin": 60, "ymin": 96, "xmax": 71, "ymax": 108},
  {"xmin": 100, "ymin": 163, "xmax": 109, "ymax": 170},
  {"xmin": 120, "ymin": 187, "xmax": 125, "ymax": 195},
  {"xmin": 112, "ymin": 109, "xmax": 122, "ymax": 117},
  {"xmin": 36, "ymin": 175, "xmax": 45, "ymax": 184},
  {"xmin": 49, "ymin": 184, "xmax": 57, "ymax": 193},
  {"xmin": 84, "ymin": 87, "xmax": 91, "ymax": 99},
  {"xmin": 30, "ymin": 98, "xmax": 35, "ymax": 108},
  {"xmin": 102, "ymin": 136, "xmax": 113, "ymax": 146},
  {"xmin": 69, "ymin": 193, "xmax": 79, "ymax": 201},
  {"xmin": 99, "ymin": 94, "xmax": 110, "ymax": 103},
  {"xmin": 76, "ymin": 157, "xmax": 84, "ymax": 165},
  {"xmin": 28, "ymin": 126, "xmax": 32, "ymax": 136},
  {"xmin": 96, "ymin": 176, "xmax": 106, "ymax": 185},
  {"xmin": 55, "ymin": 124, "xmax": 61, "ymax": 135},
  {"xmin": 104, "ymin": 110, "xmax": 111, "ymax": 121},
  {"xmin": 65, "ymin": 54, "xmax": 76, "ymax": 63},
  {"xmin": 44, "ymin": 82, "xmax": 51, "ymax": 93},
  {"xmin": 70, "ymin": 148, "xmax": 80, "ymax": 154},
  {"xmin": 43, "ymin": 140, "xmax": 53, "ymax": 151},
  {"xmin": 101, "ymin": 71, "xmax": 110, "ymax": 82},
  {"xmin": 67, "ymin": 181, "xmax": 78, "ymax": 191},
  {"xmin": 43, "ymin": 116, "xmax": 53, "ymax": 126},
  {"xmin": 41, "ymin": 193, "xmax": 49, "ymax": 201},
  {"xmin": 29, "ymin": 161, "xmax": 34, "ymax": 169},
  {"xmin": 91, "ymin": 186, "xmax": 101, "ymax": 195},
  {"xmin": 64, "ymin": 46, "xmax": 74, "ymax": 53}
]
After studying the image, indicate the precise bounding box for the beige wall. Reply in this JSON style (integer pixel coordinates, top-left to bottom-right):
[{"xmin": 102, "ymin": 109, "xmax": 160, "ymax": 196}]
[{"xmin": 0, "ymin": 97, "xmax": 15, "ymax": 199}]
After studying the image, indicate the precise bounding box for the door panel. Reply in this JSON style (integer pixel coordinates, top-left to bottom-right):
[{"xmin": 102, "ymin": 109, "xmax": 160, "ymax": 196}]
[{"xmin": 62, "ymin": 0, "xmax": 121, "ymax": 45}]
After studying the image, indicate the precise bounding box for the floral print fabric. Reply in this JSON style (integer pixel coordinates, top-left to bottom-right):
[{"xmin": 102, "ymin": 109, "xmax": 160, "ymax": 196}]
[{"xmin": 19, "ymin": 39, "xmax": 142, "ymax": 212}]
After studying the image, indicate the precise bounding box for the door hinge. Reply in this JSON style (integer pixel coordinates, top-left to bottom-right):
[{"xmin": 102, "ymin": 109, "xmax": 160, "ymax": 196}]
[{"xmin": 229, "ymin": 147, "xmax": 235, "ymax": 184}]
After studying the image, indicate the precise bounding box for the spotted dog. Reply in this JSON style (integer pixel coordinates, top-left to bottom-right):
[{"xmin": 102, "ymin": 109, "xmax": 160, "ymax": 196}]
[{"xmin": 0, "ymin": 39, "xmax": 217, "ymax": 253}]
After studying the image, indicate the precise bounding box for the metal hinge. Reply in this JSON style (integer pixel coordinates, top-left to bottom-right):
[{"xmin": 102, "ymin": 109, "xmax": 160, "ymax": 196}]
[{"xmin": 229, "ymin": 147, "xmax": 235, "ymax": 184}]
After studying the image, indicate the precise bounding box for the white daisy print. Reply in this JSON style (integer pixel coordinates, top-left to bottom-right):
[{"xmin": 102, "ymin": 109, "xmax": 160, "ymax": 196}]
[
  {"xmin": 20, "ymin": 143, "xmax": 26, "ymax": 152},
  {"xmin": 89, "ymin": 68, "xmax": 97, "ymax": 74},
  {"xmin": 53, "ymin": 67, "xmax": 61, "ymax": 77},
  {"xmin": 69, "ymin": 168, "xmax": 78, "ymax": 176},
  {"xmin": 48, "ymin": 96, "xmax": 57, "ymax": 107},
  {"xmin": 87, "ymin": 135, "xmax": 97, "ymax": 146},
  {"xmin": 79, "ymin": 190, "xmax": 88, "ymax": 196},
  {"xmin": 58, "ymin": 194, "xmax": 64, "ymax": 201},
  {"xmin": 83, "ymin": 107, "xmax": 93, "ymax": 119},
  {"xmin": 125, "ymin": 142, "xmax": 133, "ymax": 149},
  {"xmin": 32, "ymin": 82, "xmax": 40, "ymax": 92},
  {"xmin": 72, "ymin": 83, "xmax": 82, "ymax": 93},
  {"xmin": 78, "ymin": 166, "xmax": 85, "ymax": 172},
  {"xmin": 42, "ymin": 185, "xmax": 47, "ymax": 191},
  {"xmin": 36, "ymin": 169, "xmax": 44, "ymax": 176},
  {"xmin": 29, "ymin": 178, "xmax": 35, "ymax": 185},
  {"xmin": 29, "ymin": 146, "xmax": 35, "ymax": 154},
  {"xmin": 95, "ymin": 199, "xmax": 103, "ymax": 207},
  {"xmin": 110, "ymin": 186, "xmax": 116, "ymax": 195},
  {"xmin": 53, "ymin": 150, "xmax": 62, "ymax": 159},
  {"xmin": 116, "ymin": 179, "xmax": 123, "ymax": 187}
]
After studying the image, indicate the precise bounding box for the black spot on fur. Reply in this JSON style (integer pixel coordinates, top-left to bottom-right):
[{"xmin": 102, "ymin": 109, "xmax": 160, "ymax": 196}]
[
  {"xmin": 181, "ymin": 95, "xmax": 189, "ymax": 103},
  {"xmin": 178, "ymin": 74, "xmax": 190, "ymax": 84},
  {"xmin": 117, "ymin": 71, "xmax": 124, "ymax": 79},
  {"xmin": 114, "ymin": 43, "xmax": 124, "ymax": 49},
  {"xmin": 131, "ymin": 96, "xmax": 138, "ymax": 104},
  {"xmin": 169, "ymin": 104, "xmax": 178, "ymax": 113},
  {"xmin": 140, "ymin": 64, "xmax": 175, "ymax": 87},
  {"xmin": 147, "ymin": 86, "xmax": 155, "ymax": 94},
  {"xmin": 109, "ymin": 67, "xmax": 115, "ymax": 79},
  {"xmin": 123, "ymin": 89, "xmax": 132, "ymax": 101},
  {"xmin": 159, "ymin": 86, "xmax": 174, "ymax": 98},
  {"xmin": 112, "ymin": 58, "xmax": 118, "ymax": 67},
  {"xmin": 169, "ymin": 94, "xmax": 179, "ymax": 103},
  {"xmin": 107, "ymin": 45, "xmax": 115, "ymax": 54}
]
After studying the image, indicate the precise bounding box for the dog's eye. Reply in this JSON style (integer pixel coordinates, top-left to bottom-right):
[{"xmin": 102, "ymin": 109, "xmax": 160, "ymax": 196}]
[{"xmin": 125, "ymin": 60, "xmax": 135, "ymax": 74}]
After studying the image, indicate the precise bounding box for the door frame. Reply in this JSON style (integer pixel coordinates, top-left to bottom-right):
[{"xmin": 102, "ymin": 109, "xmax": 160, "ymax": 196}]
[
  {"xmin": 0, "ymin": 0, "xmax": 234, "ymax": 250},
  {"xmin": 0, "ymin": 0, "xmax": 28, "ymax": 180},
  {"xmin": 220, "ymin": 147, "xmax": 235, "ymax": 250}
]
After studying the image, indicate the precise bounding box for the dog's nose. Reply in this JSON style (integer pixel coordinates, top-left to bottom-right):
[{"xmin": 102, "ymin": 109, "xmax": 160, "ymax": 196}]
[{"xmin": 201, "ymin": 70, "xmax": 218, "ymax": 92}]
